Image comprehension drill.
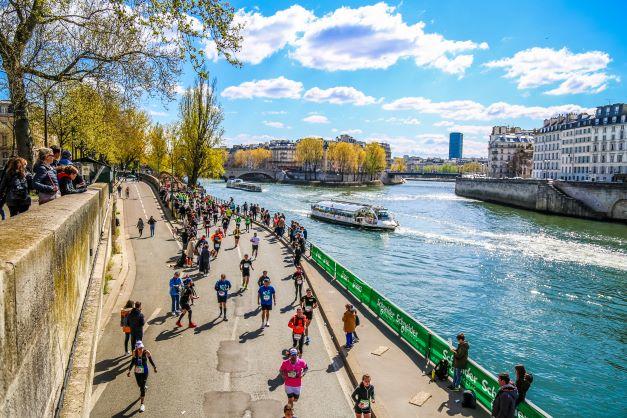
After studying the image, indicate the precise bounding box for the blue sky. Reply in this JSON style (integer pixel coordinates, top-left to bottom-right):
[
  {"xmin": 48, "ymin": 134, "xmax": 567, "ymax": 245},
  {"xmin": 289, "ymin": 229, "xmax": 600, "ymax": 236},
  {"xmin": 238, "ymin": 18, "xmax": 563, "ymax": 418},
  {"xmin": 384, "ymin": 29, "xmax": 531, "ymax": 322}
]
[{"xmin": 144, "ymin": 0, "xmax": 627, "ymax": 157}]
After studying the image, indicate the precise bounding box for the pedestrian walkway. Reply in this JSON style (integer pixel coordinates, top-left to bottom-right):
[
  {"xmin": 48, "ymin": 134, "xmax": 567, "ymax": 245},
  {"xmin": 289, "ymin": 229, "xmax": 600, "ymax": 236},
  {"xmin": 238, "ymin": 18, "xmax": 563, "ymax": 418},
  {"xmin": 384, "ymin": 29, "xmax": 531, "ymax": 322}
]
[
  {"xmin": 300, "ymin": 257, "xmax": 491, "ymax": 418},
  {"xmin": 91, "ymin": 181, "xmax": 353, "ymax": 417}
]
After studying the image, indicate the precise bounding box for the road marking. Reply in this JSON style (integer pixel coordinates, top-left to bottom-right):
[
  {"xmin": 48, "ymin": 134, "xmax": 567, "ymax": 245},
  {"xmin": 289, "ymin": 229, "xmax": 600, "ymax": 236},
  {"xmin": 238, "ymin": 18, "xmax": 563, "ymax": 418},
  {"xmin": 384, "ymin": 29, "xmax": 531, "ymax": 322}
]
[
  {"xmin": 132, "ymin": 183, "xmax": 147, "ymax": 218},
  {"xmin": 90, "ymin": 308, "xmax": 161, "ymax": 411}
]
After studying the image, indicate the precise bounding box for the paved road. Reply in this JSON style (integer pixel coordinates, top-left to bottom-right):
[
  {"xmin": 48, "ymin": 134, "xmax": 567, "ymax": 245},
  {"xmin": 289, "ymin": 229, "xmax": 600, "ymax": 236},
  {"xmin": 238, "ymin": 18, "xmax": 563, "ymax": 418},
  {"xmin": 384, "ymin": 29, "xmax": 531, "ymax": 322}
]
[{"xmin": 91, "ymin": 181, "xmax": 353, "ymax": 418}]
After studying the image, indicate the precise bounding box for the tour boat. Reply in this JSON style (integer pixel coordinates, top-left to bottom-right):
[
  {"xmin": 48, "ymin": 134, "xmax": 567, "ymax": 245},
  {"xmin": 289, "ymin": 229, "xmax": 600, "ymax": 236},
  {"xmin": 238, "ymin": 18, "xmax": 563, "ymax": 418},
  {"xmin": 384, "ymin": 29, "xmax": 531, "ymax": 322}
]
[
  {"xmin": 310, "ymin": 200, "xmax": 399, "ymax": 230},
  {"xmin": 226, "ymin": 178, "xmax": 262, "ymax": 192}
]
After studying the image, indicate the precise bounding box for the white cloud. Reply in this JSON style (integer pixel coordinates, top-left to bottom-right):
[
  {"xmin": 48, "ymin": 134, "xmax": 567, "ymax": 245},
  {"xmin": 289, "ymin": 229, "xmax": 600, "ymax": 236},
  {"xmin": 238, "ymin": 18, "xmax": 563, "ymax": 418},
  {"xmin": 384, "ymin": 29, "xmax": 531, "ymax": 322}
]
[
  {"xmin": 383, "ymin": 96, "xmax": 594, "ymax": 121},
  {"xmin": 263, "ymin": 121, "xmax": 290, "ymax": 129},
  {"xmin": 148, "ymin": 110, "xmax": 169, "ymax": 117},
  {"xmin": 172, "ymin": 84, "xmax": 187, "ymax": 95},
  {"xmin": 484, "ymin": 47, "xmax": 619, "ymax": 95},
  {"xmin": 334, "ymin": 129, "xmax": 363, "ymax": 135},
  {"xmin": 303, "ymin": 114, "xmax": 330, "ymax": 124},
  {"xmin": 369, "ymin": 133, "xmax": 487, "ymax": 157},
  {"xmin": 290, "ymin": 2, "xmax": 487, "ymax": 75},
  {"xmin": 303, "ymin": 86, "xmax": 378, "ymax": 105},
  {"xmin": 223, "ymin": 133, "xmax": 276, "ymax": 147},
  {"xmin": 384, "ymin": 117, "xmax": 421, "ymax": 125},
  {"xmin": 445, "ymin": 124, "xmax": 493, "ymax": 136},
  {"xmin": 221, "ymin": 77, "xmax": 303, "ymax": 99},
  {"xmin": 433, "ymin": 120, "xmax": 455, "ymax": 127},
  {"xmin": 234, "ymin": 5, "xmax": 315, "ymax": 64},
  {"xmin": 262, "ymin": 110, "xmax": 288, "ymax": 115}
]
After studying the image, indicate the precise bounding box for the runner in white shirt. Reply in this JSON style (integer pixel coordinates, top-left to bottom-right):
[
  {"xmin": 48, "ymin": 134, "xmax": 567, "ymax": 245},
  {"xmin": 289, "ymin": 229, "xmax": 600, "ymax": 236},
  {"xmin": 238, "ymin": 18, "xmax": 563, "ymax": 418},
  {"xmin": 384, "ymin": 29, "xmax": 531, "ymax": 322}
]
[{"xmin": 250, "ymin": 232, "xmax": 260, "ymax": 258}]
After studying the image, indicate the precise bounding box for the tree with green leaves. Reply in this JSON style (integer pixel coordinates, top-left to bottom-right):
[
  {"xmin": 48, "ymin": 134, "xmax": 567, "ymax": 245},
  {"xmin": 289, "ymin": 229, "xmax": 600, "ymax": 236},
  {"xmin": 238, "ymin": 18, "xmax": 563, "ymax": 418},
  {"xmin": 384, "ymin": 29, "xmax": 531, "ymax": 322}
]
[
  {"xmin": 295, "ymin": 137, "xmax": 324, "ymax": 180},
  {"xmin": 147, "ymin": 124, "xmax": 168, "ymax": 174},
  {"xmin": 178, "ymin": 76, "xmax": 225, "ymax": 186},
  {"xmin": 363, "ymin": 142, "xmax": 387, "ymax": 180},
  {"xmin": 0, "ymin": 0, "xmax": 242, "ymax": 163}
]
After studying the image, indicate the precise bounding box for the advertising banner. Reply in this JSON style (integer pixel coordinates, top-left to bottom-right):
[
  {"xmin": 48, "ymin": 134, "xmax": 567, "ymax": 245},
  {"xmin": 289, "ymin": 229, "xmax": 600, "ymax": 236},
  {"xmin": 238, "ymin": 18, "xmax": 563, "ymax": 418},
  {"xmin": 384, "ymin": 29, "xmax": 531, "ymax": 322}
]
[{"xmin": 310, "ymin": 245, "xmax": 336, "ymax": 277}]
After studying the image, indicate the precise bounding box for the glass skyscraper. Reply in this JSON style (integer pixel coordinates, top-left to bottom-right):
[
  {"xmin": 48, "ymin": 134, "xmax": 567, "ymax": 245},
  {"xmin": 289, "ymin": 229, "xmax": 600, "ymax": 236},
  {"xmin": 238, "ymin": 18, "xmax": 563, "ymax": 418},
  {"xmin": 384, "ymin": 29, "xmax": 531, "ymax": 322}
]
[{"xmin": 449, "ymin": 132, "xmax": 463, "ymax": 159}]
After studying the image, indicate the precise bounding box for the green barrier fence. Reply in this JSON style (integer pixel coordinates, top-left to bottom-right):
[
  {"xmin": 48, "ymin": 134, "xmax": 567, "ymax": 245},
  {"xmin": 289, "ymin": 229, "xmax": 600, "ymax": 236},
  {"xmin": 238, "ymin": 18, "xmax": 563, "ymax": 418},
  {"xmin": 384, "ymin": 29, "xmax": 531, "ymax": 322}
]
[{"xmin": 309, "ymin": 244, "xmax": 550, "ymax": 418}]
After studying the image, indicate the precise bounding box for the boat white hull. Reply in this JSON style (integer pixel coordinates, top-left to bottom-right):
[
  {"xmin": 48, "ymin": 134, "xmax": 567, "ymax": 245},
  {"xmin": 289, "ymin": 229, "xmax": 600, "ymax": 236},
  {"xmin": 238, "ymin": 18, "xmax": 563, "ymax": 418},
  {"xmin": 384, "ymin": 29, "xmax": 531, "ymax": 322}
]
[{"xmin": 311, "ymin": 211, "xmax": 397, "ymax": 230}]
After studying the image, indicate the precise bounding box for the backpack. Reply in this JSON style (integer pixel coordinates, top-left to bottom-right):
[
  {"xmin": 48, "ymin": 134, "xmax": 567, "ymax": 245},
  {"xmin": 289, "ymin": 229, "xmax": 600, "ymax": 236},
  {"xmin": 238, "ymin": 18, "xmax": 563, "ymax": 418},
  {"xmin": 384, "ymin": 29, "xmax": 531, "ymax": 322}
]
[
  {"xmin": 461, "ymin": 390, "xmax": 476, "ymax": 408},
  {"xmin": 355, "ymin": 314, "xmax": 360, "ymax": 326},
  {"xmin": 434, "ymin": 359, "xmax": 449, "ymax": 381}
]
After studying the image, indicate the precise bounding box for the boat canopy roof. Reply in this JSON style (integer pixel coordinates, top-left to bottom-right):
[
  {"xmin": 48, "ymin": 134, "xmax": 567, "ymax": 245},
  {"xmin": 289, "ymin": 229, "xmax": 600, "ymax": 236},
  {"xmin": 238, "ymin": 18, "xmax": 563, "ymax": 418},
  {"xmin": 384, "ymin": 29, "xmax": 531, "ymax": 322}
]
[{"xmin": 313, "ymin": 200, "xmax": 386, "ymax": 212}]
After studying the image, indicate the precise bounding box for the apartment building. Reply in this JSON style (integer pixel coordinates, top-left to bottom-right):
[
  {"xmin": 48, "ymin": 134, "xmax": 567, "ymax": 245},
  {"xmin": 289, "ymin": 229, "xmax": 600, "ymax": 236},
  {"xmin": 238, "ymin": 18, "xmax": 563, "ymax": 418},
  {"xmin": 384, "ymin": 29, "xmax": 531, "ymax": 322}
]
[{"xmin": 488, "ymin": 126, "xmax": 535, "ymax": 178}]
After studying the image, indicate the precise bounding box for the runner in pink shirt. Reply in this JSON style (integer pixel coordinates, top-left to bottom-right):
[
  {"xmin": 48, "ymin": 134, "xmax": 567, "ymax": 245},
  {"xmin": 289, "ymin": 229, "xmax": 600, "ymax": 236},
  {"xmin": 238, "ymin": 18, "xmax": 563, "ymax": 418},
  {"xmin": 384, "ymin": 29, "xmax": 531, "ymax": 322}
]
[{"xmin": 279, "ymin": 348, "xmax": 309, "ymax": 407}]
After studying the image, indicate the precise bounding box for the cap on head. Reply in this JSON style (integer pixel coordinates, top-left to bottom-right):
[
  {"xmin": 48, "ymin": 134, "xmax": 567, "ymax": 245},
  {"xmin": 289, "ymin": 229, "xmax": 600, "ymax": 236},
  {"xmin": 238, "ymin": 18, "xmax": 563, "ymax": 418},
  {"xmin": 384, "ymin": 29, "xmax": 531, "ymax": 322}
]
[
  {"xmin": 289, "ymin": 348, "xmax": 298, "ymax": 356},
  {"xmin": 263, "ymin": 277, "xmax": 270, "ymax": 282},
  {"xmin": 135, "ymin": 340, "xmax": 144, "ymax": 349}
]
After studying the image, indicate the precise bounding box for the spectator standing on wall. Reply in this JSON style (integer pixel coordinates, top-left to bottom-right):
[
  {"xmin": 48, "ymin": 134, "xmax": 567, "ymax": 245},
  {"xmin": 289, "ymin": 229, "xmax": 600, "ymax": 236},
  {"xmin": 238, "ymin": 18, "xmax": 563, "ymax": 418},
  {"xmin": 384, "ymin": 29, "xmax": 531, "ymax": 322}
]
[
  {"xmin": 58, "ymin": 166, "xmax": 86, "ymax": 195},
  {"xmin": 491, "ymin": 373, "xmax": 518, "ymax": 418},
  {"xmin": 33, "ymin": 147, "xmax": 59, "ymax": 205},
  {"xmin": 0, "ymin": 157, "xmax": 32, "ymax": 217},
  {"xmin": 449, "ymin": 333, "xmax": 469, "ymax": 391},
  {"xmin": 342, "ymin": 304, "xmax": 357, "ymax": 349},
  {"xmin": 50, "ymin": 145, "xmax": 61, "ymax": 167}
]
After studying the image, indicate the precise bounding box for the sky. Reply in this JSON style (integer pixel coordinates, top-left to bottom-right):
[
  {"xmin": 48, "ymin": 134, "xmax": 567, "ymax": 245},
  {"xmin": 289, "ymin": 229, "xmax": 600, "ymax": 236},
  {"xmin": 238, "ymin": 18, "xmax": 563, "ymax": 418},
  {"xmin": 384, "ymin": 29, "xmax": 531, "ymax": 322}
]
[{"xmin": 143, "ymin": 1, "xmax": 626, "ymax": 157}]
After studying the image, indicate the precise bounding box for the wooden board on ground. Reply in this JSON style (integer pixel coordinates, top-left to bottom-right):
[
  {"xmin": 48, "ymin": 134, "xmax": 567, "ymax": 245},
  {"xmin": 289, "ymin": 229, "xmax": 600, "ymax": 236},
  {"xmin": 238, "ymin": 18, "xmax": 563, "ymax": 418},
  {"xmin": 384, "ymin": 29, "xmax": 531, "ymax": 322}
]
[
  {"xmin": 371, "ymin": 346, "xmax": 389, "ymax": 356},
  {"xmin": 409, "ymin": 391, "xmax": 432, "ymax": 406}
]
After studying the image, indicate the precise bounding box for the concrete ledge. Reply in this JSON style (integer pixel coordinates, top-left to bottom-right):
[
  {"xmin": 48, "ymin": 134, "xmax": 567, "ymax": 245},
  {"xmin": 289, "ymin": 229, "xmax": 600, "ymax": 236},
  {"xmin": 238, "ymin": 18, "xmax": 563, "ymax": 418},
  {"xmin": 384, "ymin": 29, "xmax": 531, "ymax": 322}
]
[{"xmin": 0, "ymin": 184, "xmax": 110, "ymax": 417}]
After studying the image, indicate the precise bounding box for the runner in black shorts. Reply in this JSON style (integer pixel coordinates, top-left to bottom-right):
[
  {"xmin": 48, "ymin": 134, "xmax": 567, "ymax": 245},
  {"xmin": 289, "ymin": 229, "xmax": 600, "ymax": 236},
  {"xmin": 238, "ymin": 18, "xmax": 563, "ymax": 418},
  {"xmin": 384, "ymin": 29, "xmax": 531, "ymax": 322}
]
[
  {"xmin": 258, "ymin": 278, "xmax": 276, "ymax": 327},
  {"xmin": 239, "ymin": 254, "xmax": 254, "ymax": 290},
  {"xmin": 214, "ymin": 273, "xmax": 232, "ymax": 321},
  {"xmin": 293, "ymin": 266, "xmax": 304, "ymax": 301},
  {"xmin": 176, "ymin": 282, "xmax": 198, "ymax": 328},
  {"xmin": 300, "ymin": 288, "xmax": 318, "ymax": 345},
  {"xmin": 352, "ymin": 374, "xmax": 375, "ymax": 418}
]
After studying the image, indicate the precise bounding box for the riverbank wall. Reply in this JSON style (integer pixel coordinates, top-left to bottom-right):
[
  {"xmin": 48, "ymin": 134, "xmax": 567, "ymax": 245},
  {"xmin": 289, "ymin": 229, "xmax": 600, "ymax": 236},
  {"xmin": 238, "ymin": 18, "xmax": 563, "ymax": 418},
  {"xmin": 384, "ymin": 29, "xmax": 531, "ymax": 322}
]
[
  {"xmin": 0, "ymin": 184, "xmax": 111, "ymax": 417},
  {"xmin": 455, "ymin": 178, "xmax": 627, "ymax": 222}
]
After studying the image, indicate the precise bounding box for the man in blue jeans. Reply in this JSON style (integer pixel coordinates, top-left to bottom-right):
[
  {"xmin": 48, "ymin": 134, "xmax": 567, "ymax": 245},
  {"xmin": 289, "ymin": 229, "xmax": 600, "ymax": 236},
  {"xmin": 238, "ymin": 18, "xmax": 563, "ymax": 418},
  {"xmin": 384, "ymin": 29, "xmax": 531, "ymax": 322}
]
[
  {"xmin": 449, "ymin": 332, "xmax": 469, "ymax": 391},
  {"xmin": 147, "ymin": 216, "xmax": 157, "ymax": 237},
  {"xmin": 169, "ymin": 271, "xmax": 183, "ymax": 315}
]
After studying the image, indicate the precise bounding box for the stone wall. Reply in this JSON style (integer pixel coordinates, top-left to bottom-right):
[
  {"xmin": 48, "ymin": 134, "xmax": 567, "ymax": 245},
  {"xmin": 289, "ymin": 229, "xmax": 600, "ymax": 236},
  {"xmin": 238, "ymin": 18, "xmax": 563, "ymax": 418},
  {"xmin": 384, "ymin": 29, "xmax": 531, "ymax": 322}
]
[
  {"xmin": 0, "ymin": 184, "xmax": 110, "ymax": 417},
  {"xmin": 455, "ymin": 178, "xmax": 627, "ymax": 221}
]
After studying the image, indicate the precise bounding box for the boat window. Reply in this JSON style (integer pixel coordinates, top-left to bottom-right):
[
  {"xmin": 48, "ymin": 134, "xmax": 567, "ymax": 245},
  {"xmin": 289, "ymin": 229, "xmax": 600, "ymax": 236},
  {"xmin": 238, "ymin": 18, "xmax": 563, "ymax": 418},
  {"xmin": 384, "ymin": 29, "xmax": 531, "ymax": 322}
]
[{"xmin": 377, "ymin": 211, "xmax": 390, "ymax": 220}]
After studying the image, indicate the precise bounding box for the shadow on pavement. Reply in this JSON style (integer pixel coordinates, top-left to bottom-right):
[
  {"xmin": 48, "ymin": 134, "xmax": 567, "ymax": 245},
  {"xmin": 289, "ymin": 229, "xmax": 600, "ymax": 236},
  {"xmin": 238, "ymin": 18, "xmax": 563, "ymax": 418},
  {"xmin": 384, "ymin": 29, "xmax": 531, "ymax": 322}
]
[
  {"xmin": 280, "ymin": 303, "xmax": 295, "ymax": 314},
  {"xmin": 267, "ymin": 372, "xmax": 283, "ymax": 392},
  {"xmin": 281, "ymin": 274, "xmax": 292, "ymax": 281},
  {"xmin": 154, "ymin": 327, "xmax": 186, "ymax": 341},
  {"xmin": 147, "ymin": 313, "xmax": 170, "ymax": 326},
  {"xmin": 112, "ymin": 398, "xmax": 140, "ymax": 417},
  {"xmin": 325, "ymin": 355, "xmax": 344, "ymax": 373},
  {"xmin": 194, "ymin": 316, "xmax": 221, "ymax": 334},
  {"xmin": 93, "ymin": 356, "xmax": 129, "ymax": 385},
  {"xmin": 239, "ymin": 328, "xmax": 264, "ymax": 343},
  {"xmin": 243, "ymin": 306, "xmax": 260, "ymax": 318}
]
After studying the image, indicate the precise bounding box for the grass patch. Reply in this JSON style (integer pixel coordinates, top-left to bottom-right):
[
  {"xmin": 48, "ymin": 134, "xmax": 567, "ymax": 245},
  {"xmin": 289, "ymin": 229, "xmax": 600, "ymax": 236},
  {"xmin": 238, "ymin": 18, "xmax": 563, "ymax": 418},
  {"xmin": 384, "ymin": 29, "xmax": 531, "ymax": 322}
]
[
  {"xmin": 104, "ymin": 273, "xmax": 113, "ymax": 294},
  {"xmin": 112, "ymin": 241, "xmax": 121, "ymax": 255},
  {"xmin": 106, "ymin": 259, "xmax": 114, "ymax": 272}
]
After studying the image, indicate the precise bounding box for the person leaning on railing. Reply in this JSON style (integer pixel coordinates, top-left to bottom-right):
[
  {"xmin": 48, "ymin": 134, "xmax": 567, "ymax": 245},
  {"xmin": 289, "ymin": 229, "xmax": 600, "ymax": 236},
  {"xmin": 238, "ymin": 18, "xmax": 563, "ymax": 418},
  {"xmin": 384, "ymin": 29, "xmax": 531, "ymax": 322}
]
[
  {"xmin": 33, "ymin": 147, "xmax": 60, "ymax": 205},
  {"xmin": 0, "ymin": 156, "xmax": 33, "ymax": 217}
]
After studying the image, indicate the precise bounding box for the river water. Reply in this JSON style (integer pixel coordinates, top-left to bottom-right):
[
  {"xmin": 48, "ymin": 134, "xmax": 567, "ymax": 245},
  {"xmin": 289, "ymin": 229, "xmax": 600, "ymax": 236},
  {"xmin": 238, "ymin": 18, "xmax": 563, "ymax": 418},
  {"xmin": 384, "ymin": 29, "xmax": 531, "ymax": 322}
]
[{"xmin": 201, "ymin": 179, "xmax": 626, "ymax": 417}]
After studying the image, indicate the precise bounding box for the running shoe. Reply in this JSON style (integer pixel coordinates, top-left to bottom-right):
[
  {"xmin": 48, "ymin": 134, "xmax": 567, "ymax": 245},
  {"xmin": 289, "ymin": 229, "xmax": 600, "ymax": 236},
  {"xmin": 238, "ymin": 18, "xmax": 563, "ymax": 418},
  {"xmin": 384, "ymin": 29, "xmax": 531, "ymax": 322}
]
[
  {"xmin": 139, "ymin": 404, "xmax": 145, "ymax": 412},
  {"xmin": 189, "ymin": 322, "xmax": 197, "ymax": 328},
  {"xmin": 176, "ymin": 320, "xmax": 183, "ymax": 327}
]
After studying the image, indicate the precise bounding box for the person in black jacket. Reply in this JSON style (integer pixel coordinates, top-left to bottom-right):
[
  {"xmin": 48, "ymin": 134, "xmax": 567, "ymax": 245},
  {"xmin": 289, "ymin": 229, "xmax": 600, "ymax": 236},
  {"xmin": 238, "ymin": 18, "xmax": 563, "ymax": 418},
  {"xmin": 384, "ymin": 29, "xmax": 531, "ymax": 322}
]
[
  {"xmin": 352, "ymin": 374, "xmax": 375, "ymax": 417},
  {"xmin": 58, "ymin": 166, "xmax": 86, "ymax": 196},
  {"xmin": 514, "ymin": 364, "xmax": 533, "ymax": 406},
  {"xmin": 492, "ymin": 373, "xmax": 518, "ymax": 418},
  {"xmin": 32, "ymin": 147, "xmax": 59, "ymax": 205},
  {"xmin": 126, "ymin": 301, "xmax": 145, "ymax": 350},
  {"xmin": 0, "ymin": 157, "xmax": 32, "ymax": 216}
]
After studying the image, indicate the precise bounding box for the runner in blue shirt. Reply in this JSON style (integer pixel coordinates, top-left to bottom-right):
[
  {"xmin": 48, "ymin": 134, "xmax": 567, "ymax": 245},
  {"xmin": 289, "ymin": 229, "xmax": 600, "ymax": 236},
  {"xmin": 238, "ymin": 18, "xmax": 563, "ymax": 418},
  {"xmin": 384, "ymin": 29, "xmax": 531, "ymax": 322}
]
[
  {"xmin": 214, "ymin": 273, "xmax": 232, "ymax": 321},
  {"xmin": 257, "ymin": 278, "xmax": 276, "ymax": 328}
]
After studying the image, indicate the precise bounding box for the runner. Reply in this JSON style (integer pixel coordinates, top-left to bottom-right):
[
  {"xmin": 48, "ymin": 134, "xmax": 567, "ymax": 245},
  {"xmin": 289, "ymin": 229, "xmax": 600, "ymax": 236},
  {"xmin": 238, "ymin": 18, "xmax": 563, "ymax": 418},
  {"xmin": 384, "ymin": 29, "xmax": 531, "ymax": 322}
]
[
  {"xmin": 214, "ymin": 273, "xmax": 232, "ymax": 321},
  {"xmin": 136, "ymin": 218, "xmax": 144, "ymax": 237},
  {"xmin": 176, "ymin": 281, "xmax": 198, "ymax": 328},
  {"xmin": 352, "ymin": 374, "xmax": 375, "ymax": 418},
  {"xmin": 279, "ymin": 348, "xmax": 308, "ymax": 408},
  {"xmin": 293, "ymin": 266, "xmax": 304, "ymax": 301},
  {"xmin": 288, "ymin": 307, "xmax": 309, "ymax": 354},
  {"xmin": 257, "ymin": 277, "xmax": 276, "ymax": 327},
  {"xmin": 250, "ymin": 232, "xmax": 260, "ymax": 258},
  {"xmin": 235, "ymin": 214, "xmax": 242, "ymax": 230},
  {"xmin": 257, "ymin": 270, "xmax": 270, "ymax": 287},
  {"xmin": 300, "ymin": 289, "xmax": 318, "ymax": 345},
  {"xmin": 117, "ymin": 183, "xmax": 122, "ymax": 197},
  {"xmin": 239, "ymin": 254, "xmax": 254, "ymax": 290},
  {"xmin": 245, "ymin": 215, "xmax": 251, "ymax": 232},
  {"xmin": 211, "ymin": 229, "xmax": 223, "ymax": 258},
  {"xmin": 127, "ymin": 341, "xmax": 157, "ymax": 413},
  {"xmin": 233, "ymin": 225, "xmax": 241, "ymax": 247},
  {"xmin": 125, "ymin": 186, "xmax": 130, "ymax": 198}
]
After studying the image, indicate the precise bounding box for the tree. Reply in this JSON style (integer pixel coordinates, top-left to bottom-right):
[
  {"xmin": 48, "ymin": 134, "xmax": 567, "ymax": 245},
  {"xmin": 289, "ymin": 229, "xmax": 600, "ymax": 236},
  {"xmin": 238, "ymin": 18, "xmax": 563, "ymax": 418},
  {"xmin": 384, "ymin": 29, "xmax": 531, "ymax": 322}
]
[
  {"xmin": 295, "ymin": 137, "xmax": 324, "ymax": 180},
  {"xmin": 353, "ymin": 143, "xmax": 365, "ymax": 181},
  {"xmin": 251, "ymin": 148, "xmax": 272, "ymax": 168},
  {"xmin": 178, "ymin": 76, "xmax": 225, "ymax": 186},
  {"xmin": 363, "ymin": 142, "xmax": 387, "ymax": 180},
  {"xmin": 327, "ymin": 141, "xmax": 355, "ymax": 180},
  {"xmin": 390, "ymin": 157, "xmax": 407, "ymax": 172},
  {"xmin": 112, "ymin": 108, "xmax": 149, "ymax": 169},
  {"xmin": 461, "ymin": 161, "xmax": 483, "ymax": 174},
  {"xmin": 148, "ymin": 124, "xmax": 168, "ymax": 174},
  {"xmin": 507, "ymin": 147, "xmax": 533, "ymax": 178},
  {"xmin": 0, "ymin": 0, "xmax": 242, "ymax": 163}
]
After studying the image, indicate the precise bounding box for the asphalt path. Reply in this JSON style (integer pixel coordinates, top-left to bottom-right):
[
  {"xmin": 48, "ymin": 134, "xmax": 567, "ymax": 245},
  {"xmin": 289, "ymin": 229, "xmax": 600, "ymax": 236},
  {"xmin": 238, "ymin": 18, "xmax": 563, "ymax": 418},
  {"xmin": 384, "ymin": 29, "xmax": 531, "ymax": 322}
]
[{"xmin": 91, "ymin": 181, "xmax": 353, "ymax": 418}]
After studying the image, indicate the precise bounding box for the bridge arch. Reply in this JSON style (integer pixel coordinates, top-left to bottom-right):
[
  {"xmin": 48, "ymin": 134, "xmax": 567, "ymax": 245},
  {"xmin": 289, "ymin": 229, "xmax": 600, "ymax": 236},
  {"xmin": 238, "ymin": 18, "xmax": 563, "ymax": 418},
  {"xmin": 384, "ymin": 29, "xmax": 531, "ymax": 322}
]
[{"xmin": 610, "ymin": 199, "xmax": 627, "ymax": 220}]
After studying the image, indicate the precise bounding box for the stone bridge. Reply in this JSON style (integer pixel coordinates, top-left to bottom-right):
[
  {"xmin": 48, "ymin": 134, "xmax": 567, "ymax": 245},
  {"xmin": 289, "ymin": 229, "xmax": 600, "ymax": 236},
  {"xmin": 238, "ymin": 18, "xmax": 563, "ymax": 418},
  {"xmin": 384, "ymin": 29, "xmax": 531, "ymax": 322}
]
[{"xmin": 223, "ymin": 167, "xmax": 287, "ymax": 181}]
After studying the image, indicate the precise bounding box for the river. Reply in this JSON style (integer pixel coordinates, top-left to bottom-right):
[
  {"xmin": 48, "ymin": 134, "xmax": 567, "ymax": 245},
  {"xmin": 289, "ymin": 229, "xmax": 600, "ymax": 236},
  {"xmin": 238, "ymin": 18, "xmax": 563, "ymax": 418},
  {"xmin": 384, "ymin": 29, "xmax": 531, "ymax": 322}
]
[{"xmin": 201, "ymin": 179, "xmax": 627, "ymax": 417}]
